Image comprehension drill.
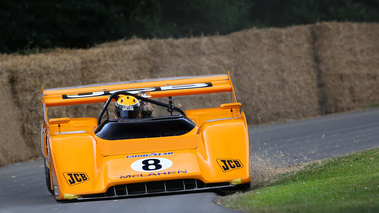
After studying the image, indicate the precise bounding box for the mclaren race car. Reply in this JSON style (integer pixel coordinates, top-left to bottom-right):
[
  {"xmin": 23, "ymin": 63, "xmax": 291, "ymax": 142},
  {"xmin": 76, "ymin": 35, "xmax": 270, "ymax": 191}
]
[{"xmin": 41, "ymin": 73, "xmax": 250, "ymax": 200}]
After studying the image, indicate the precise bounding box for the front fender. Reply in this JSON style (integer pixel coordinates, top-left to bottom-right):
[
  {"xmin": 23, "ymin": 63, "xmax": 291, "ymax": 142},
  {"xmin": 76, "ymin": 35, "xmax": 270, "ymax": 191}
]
[
  {"xmin": 49, "ymin": 134, "xmax": 104, "ymax": 199},
  {"xmin": 196, "ymin": 116, "xmax": 250, "ymax": 184}
]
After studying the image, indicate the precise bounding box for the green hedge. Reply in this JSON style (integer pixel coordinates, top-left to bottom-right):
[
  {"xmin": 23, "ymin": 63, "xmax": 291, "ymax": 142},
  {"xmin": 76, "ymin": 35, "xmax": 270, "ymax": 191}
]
[{"xmin": 0, "ymin": 0, "xmax": 378, "ymax": 53}]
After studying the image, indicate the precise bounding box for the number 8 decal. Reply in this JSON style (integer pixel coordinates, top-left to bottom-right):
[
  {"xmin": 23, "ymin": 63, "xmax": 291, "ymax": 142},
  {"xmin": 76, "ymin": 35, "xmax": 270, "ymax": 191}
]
[
  {"xmin": 142, "ymin": 159, "xmax": 162, "ymax": 171},
  {"xmin": 131, "ymin": 158, "xmax": 173, "ymax": 172}
]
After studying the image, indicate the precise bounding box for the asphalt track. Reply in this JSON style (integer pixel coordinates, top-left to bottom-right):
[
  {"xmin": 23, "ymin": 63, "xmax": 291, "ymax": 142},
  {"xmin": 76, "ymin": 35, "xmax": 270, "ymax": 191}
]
[{"xmin": 1, "ymin": 109, "xmax": 378, "ymax": 213}]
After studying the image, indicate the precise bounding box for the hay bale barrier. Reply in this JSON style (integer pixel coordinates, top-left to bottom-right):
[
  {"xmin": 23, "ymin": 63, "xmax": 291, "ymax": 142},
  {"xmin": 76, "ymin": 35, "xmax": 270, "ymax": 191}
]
[
  {"xmin": 0, "ymin": 22, "xmax": 378, "ymax": 167},
  {"xmin": 311, "ymin": 22, "xmax": 379, "ymax": 114}
]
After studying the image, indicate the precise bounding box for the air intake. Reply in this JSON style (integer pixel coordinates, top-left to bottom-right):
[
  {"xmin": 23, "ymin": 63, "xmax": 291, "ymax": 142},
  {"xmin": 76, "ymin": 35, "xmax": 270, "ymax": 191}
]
[{"xmin": 79, "ymin": 179, "xmax": 232, "ymax": 200}]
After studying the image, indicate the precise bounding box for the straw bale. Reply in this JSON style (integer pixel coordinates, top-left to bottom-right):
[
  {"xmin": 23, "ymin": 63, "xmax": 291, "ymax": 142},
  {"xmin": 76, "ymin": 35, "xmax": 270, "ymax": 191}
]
[
  {"xmin": 118, "ymin": 26, "xmax": 320, "ymax": 124},
  {"xmin": 0, "ymin": 71, "xmax": 32, "ymax": 167},
  {"xmin": 228, "ymin": 26, "xmax": 320, "ymax": 124},
  {"xmin": 77, "ymin": 39, "xmax": 151, "ymax": 84},
  {"xmin": 0, "ymin": 53, "xmax": 84, "ymax": 161},
  {"xmin": 312, "ymin": 22, "xmax": 379, "ymax": 113}
]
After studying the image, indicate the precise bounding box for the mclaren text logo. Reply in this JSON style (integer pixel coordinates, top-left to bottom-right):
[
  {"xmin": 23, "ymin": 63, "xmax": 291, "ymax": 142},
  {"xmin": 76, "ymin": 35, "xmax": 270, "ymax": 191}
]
[
  {"xmin": 62, "ymin": 83, "xmax": 212, "ymax": 99},
  {"xmin": 120, "ymin": 170, "xmax": 187, "ymax": 179},
  {"xmin": 217, "ymin": 159, "xmax": 243, "ymax": 172},
  {"xmin": 63, "ymin": 172, "xmax": 90, "ymax": 186}
]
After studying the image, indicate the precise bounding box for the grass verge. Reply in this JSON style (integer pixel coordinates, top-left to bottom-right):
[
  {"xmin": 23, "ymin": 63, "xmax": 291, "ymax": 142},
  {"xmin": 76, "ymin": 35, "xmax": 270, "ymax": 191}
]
[{"xmin": 219, "ymin": 147, "xmax": 379, "ymax": 213}]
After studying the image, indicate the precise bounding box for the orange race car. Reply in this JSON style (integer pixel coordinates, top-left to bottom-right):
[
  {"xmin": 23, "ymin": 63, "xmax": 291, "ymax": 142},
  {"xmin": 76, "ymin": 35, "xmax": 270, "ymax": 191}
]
[{"xmin": 41, "ymin": 73, "xmax": 250, "ymax": 201}]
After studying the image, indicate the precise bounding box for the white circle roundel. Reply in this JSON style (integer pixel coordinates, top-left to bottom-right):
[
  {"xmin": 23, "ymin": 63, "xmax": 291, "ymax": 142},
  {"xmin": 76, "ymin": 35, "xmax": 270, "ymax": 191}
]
[{"xmin": 131, "ymin": 158, "xmax": 173, "ymax": 172}]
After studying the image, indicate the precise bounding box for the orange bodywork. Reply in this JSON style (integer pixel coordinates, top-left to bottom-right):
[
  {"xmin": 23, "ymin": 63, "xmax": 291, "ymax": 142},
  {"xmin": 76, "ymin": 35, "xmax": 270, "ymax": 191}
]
[{"xmin": 41, "ymin": 73, "xmax": 250, "ymax": 200}]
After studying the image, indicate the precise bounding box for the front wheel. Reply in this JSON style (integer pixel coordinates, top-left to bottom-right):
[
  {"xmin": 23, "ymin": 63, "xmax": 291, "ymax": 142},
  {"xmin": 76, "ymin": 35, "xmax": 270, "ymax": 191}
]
[{"xmin": 44, "ymin": 159, "xmax": 54, "ymax": 195}]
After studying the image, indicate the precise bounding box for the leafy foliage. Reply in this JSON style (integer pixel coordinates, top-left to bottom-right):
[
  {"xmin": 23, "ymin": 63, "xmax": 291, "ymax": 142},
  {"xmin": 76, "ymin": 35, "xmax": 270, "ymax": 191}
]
[{"xmin": 0, "ymin": 0, "xmax": 378, "ymax": 53}]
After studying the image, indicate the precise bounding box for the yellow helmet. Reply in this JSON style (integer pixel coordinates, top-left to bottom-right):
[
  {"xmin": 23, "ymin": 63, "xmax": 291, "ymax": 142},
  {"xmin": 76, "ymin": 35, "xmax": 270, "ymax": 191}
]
[{"xmin": 115, "ymin": 95, "xmax": 141, "ymax": 119}]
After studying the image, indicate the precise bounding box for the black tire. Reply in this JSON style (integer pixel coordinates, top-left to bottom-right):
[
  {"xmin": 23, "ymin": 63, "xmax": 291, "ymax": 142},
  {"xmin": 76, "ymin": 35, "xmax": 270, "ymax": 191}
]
[{"xmin": 44, "ymin": 159, "xmax": 54, "ymax": 195}]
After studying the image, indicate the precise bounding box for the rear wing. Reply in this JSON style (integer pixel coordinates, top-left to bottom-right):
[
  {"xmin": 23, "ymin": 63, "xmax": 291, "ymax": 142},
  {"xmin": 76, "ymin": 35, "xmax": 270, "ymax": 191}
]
[{"xmin": 42, "ymin": 73, "xmax": 237, "ymax": 107}]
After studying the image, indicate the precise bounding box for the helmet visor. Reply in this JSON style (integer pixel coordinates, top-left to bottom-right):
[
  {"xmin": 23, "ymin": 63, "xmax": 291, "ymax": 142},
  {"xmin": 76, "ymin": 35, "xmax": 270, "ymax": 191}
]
[
  {"xmin": 118, "ymin": 105, "xmax": 140, "ymax": 119},
  {"xmin": 115, "ymin": 95, "xmax": 141, "ymax": 119}
]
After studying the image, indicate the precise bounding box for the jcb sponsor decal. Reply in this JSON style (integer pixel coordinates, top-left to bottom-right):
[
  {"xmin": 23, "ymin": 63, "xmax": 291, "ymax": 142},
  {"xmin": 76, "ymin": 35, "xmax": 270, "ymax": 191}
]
[
  {"xmin": 217, "ymin": 159, "xmax": 243, "ymax": 172},
  {"xmin": 63, "ymin": 172, "xmax": 90, "ymax": 186}
]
